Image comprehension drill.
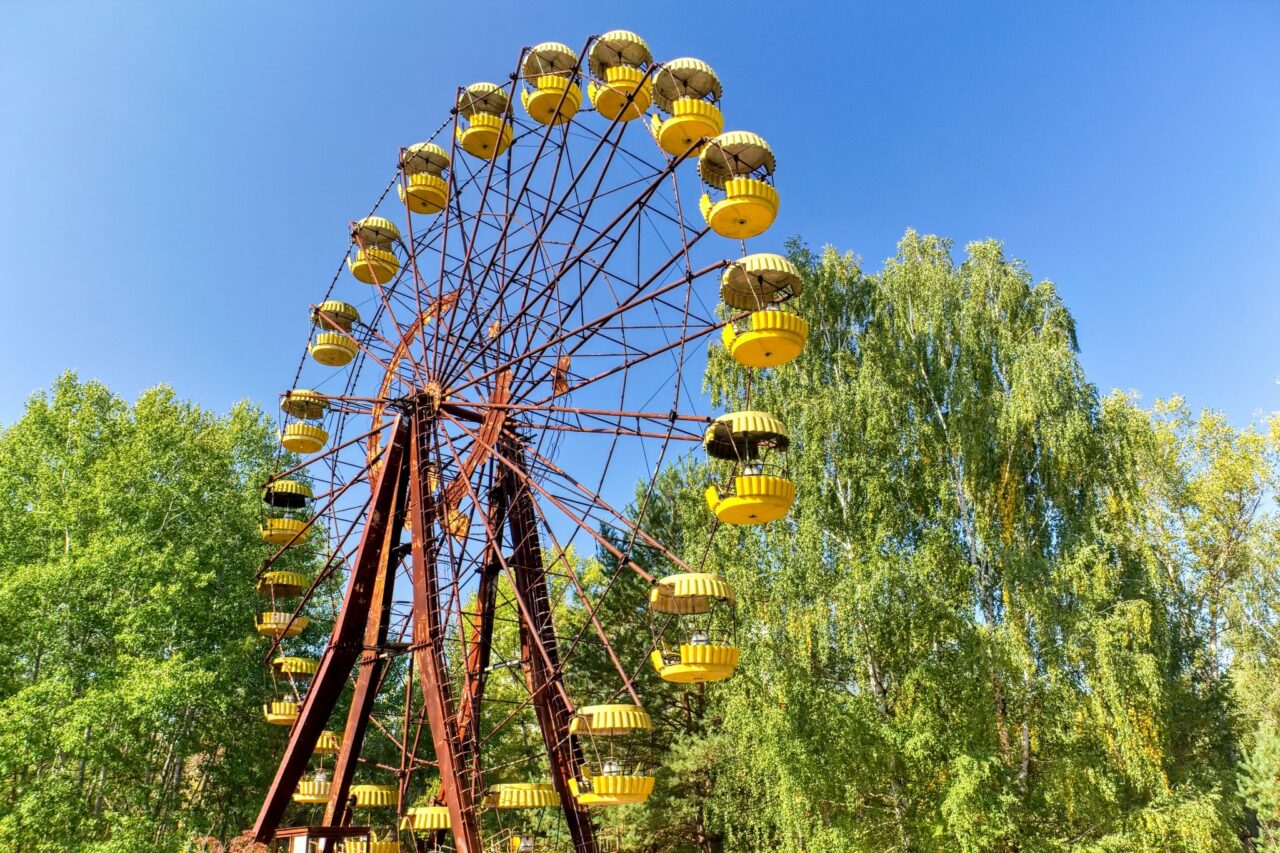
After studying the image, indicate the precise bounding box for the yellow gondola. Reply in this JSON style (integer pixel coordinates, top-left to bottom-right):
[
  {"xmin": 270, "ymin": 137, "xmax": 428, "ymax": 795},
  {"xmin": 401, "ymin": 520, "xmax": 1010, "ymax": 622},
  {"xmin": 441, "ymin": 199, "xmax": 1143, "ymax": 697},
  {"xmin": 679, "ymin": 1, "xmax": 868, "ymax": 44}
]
[
  {"xmin": 567, "ymin": 704, "xmax": 655, "ymax": 806},
  {"xmin": 309, "ymin": 300, "xmax": 360, "ymax": 367},
  {"xmin": 703, "ymin": 411, "xmax": 795, "ymax": 525},
  {"xmin": 698, "ymin": 132, "xmax": 779, "ymax": 239},
  {"xmin": 521, "ymin": 42, "xmax": 582, "ymax": 125},
  {"xmin": 719, "ymin": 254, "xmax": 808, "ymax": 367},
  {"xmin": 344, "ymin": 839, "xmax": 399, "ymax": 853},
  {"xmin": 347, "ymin": 216, "xmax": 401, "ymax": 285},
  {"xmin": 293, "ymin": 774, "xmax": 332, "ymax": 804},
  {"xmin": 314, "ymin": 730, "xmax": 342, "ymax": 755},
  {"xmin": 350, "ymin": 784, "xmax": 397, "ymax": 808},
  {"xmin": 400, "ymin": 805, "xmax": 451, "ymax": 831},
  {"xmin": 650, "ymin": 58, "xmax": 723, "ymax": 156},
  {"xmin": 398, "ymin": 142, "xmax": 451, "ymax": 214},
  {"xmin": 457, "ymin": 83, "xmax": 513, "ymax": 159},
  {"xmin": 649, "ymin": 573, "xmax": 740, "ymax": 683},
  {"xmin": 280, "ymin": 390, "xmax": 330, "ymax": 454},
  {"xmin": 587, "ymin": 31, "xmax": 652, "ymax": 122},
  {"xmin": 256, "ymin": 570, "xmax": 309, "ymax": 597},
  {"xmin": 263, "ymin": 699, "xmax": 300, "ymax": 726},
  {"xmin": 271, "ymin": 656, "xmax": 318, "ymax": 678},
  {"xmin": 483, "ymin": 782, "xmax": 559, "ymax": 809},
  {"xmin": 261, "ymin": 479, "xmax": 312, "ymax": 545},
  {"xmin": 255, "ymin": 611, "xmax": 308, "ymax": 638}
]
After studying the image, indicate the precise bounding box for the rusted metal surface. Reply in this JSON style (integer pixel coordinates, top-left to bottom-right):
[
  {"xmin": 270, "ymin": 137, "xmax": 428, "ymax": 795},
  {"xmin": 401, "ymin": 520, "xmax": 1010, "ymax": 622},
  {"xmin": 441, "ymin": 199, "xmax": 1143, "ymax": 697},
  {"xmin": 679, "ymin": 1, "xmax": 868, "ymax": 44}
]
[
  {"xmin": 504, "ymin": 443, "xmax": 596, "ymax": 853},
  {"xmin": 322, "ymin": 460, "xmax": 406, "ymax": 829},
  {"xmin": 252, "ymin": 418, "xmax": 407, "ymax": 844},
  {"xmin": 407, "ymin": 409, "xmax": 482, "ymax": 853}
]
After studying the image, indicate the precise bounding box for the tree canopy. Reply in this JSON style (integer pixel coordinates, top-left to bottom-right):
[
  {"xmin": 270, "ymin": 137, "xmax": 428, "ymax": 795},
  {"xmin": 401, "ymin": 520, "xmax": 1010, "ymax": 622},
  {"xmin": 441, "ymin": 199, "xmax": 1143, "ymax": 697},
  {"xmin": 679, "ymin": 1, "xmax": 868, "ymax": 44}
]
[{"xmin": 0, "ymin": 375, "xmax": 285, "ymax": 851}]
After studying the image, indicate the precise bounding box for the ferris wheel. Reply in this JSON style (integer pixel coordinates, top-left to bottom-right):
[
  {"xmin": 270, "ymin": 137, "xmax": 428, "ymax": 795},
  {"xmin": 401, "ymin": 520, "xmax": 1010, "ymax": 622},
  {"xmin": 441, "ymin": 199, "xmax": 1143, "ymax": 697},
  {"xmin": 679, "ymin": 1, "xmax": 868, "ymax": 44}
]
[{"xmin": 246, "ymin": 30, "xmax": 808, "ymax": 853}]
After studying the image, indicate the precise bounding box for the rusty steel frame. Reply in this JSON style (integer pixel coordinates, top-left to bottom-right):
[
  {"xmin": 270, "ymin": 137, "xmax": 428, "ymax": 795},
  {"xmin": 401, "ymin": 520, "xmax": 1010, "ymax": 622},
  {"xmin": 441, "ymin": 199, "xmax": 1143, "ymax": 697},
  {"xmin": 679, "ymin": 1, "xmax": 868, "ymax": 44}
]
[
  {"xmin": 406, "ymin": 408, "xmax": 484, "ymax": 853},
  {"xmin": 252, "ymin": 417, "xmax": 408, "ymax": 843},
  {"xmin": 503, "ymin": 439, "xmax": 596, "ymax": 852},
  {"xmin": 248, "ymin": 33, "xmax": 746, "ymax": 853}
]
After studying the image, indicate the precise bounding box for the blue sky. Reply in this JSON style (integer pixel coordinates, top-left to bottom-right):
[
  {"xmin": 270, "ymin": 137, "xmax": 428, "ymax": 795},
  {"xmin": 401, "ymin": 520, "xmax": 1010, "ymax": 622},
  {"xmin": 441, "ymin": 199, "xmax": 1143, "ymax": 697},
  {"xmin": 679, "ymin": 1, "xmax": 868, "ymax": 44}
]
[{"xmin": 2, "ymin": 1, "xmax": 1277, "ymax": 427}]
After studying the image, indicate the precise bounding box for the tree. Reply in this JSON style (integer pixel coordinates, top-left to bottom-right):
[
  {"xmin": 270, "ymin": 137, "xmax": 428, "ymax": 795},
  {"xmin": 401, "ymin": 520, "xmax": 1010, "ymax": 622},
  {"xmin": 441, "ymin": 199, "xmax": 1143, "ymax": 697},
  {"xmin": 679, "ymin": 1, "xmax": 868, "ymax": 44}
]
[
  {"xmin": 1124, "ymin": 399, "xmax": 1280, "ymax": 849},
  {"xmin": 0, "ymin": 374, "xmax": 290, "ymax": 852},
  {"xmin": 625, "ymin": 232, "xmax": 1243, "ymax": 850}
]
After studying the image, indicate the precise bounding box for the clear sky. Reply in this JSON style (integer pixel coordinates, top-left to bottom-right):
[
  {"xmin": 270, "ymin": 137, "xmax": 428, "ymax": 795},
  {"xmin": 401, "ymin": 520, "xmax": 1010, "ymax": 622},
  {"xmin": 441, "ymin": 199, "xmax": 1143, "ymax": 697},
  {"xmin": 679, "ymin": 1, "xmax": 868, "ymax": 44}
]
[{"xmin": 1, "ymin": 1, "xmax": 1277, "ymax": 427}]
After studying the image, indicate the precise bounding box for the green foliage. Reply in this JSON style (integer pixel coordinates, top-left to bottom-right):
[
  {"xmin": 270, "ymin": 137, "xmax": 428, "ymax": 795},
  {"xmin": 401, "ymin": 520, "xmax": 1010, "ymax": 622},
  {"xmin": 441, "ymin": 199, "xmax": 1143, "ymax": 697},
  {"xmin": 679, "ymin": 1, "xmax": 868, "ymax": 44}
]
[
  {"xmin": 605, "ymin": 232, "xmax": 1268, "ymax": 850},
  {"xmin": 0, "ymin": 374, "xmax": 283, "ymax": 852}
]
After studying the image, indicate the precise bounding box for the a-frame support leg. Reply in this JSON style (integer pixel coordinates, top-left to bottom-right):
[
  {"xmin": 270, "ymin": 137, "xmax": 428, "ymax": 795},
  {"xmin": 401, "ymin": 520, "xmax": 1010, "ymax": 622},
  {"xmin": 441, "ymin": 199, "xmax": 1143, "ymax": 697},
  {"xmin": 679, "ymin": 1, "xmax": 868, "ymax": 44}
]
[
  {"xmin": 322, "ymin": 453, "xmax": 407, "ymax": 829},
  {"xmin": 252, "ymin": 418, "xmax": 408, "ymax": 844},
  {"xmin": 407, "ymin": 411, "xmax": 482, "ymax": 853},
  {"xmin": 504, "ymin": 447, "xmax": 597, "ymax": 853}
]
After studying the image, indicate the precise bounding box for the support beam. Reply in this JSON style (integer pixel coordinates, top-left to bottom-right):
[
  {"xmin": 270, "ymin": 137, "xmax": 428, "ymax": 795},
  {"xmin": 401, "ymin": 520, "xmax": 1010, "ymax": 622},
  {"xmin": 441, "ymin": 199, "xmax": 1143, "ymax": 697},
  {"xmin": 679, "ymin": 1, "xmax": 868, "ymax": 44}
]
[
  {"xmin": 504, "ymin": 443, "xmax": 597, "ymax": 853},
  {"xmin": 252, "ymin": 418, "xmax": 408, "ymax": 844},
  {"xmin": 457, "ymin": 481, "xmax": 507, "ymax": 760},
  {"xmin": 323, "ymin": 460, "xmax": 407, "ymax": 828},
  {"xmin": 407, "ymin": 410, "xmax": 482, "ymax": 853}
]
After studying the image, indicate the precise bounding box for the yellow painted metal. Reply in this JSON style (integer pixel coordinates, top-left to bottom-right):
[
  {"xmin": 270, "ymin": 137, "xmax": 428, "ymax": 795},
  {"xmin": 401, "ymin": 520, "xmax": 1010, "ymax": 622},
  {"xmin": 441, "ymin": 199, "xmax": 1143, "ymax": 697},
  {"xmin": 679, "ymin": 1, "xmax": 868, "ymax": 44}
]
[
  {"xmin": 398, "ymin": 171, "xmax": 449, "ymax": 214},
  {"xmin": 263, "ymin": 478, "xmax": 312, "ymax": 506},
  {"xmin": 350, "ymin": 784, "xmax": 397, "ymax": 808},
  {"xmin": 523, "ymin": 42, "xmax": 579, "ymax": 77},
  {"xmin": 314, "ymin": 729, "xmax": 342, "ymax": 755},
  {"xmin": 698, "ymin": 131, "xmax": 776, "ymax": 189},
  {"xmin": 261, "ymin": 517, "xmax": 308, "ymax": 546},
  {"xmin": 703, "ymin": 411, "xmax": 790, "ymax": 460},
  {"xmin": 310, "ymin": 331, "xmax": 358, "ymax": 367},
  {"xmin": 650, "ymin": 98, "xmax": 723, "ymax": 156},
  {"xmin": 568, "ymin": 774, "xmax": 655, "ymax": 807},
  {"xmin": 351, "ymin": 216, "xmax": 400, "ymax": 247},
  {"xmin": 650, "ymin": 643, "xmax": 740, "ymax": 683},
  {"xmin": 312, "ymin": 300, "xmax": 360, "ymax": 331},
  {"xmin": 569, "ymin": 704, "xmax": 651, "ymax": 736},
  {"xmin": 483, "ymin": 782, "xmax": 559, "ymax": 809},
  {"xmin": 256, "ymin": 570, "xmax": 309, "ymax": 597},
  {"xmin": 293, "ymin": 777, "xmax": 331, "ymax": 804},
  {"xmin": 458, "ymin": 82, "xmax": 509, "ymax": 117},
  {"xmin": 344, "ymin": 841, "xmax": 399, "ymax": 853},
  {"xmin": 263, "ymin": 699, "xmax": 299, "ymax": 726},
  {"xmin": 700, "ymin": 177, "xmax": 779, "ymax": 239},
  {"xmin": 588, "ymin": 66, "xmax": 651, "ymax": 122},
  {"xmin": 281, "ymin": 389, "xmax": 327, "ymax": 420},
  {"xmin": 522, "ymin": 75, "xmax": 582, "ymax": 125},
  {"xmin": 400, "ymin": 805, "xmax": 451, "ymax": 831},
  {"xmin": 652, "ymin": 58, "xmax": 721, "ymax": 112},
  {"xmin": 445, "ymin": 506, "xmax": 470, "ymax": 541},
  {"xmin": 281, "ymin": 423, "xmax": 328, "ymax": 454},
  {"xmin": 272, "ymin": 656, "xmax": 318, "ymax": 677},
  {"xmin": 722, "ymin": 310, "xmax": 809, "ymax": 368},
  {"xmin": 281, "ymin": 390, "xmax": 329, "ymax": 420},
  {"xmin": 256, "ymin": 611, "xmax": 308, "ymax": 638},
  {"xmin": 456, "ymin": 83, "xmax": 513, "ymax": 159},
  {"xmin": 721, "ymin": 253, "xmax": 803, "ymax": 309},
  {"xmin": 705, "ymin": 475, "xmax": 796, "ymax": 525},
  {"xmin": 400, "ymin": 142, "xmax": 450, "ymax": 176},
  {"xmin": 649, "ymin": 572, "xmax": 734, "ymax": 614},
  {"xmin": 587, "ymin": 30, "xmax": 651, "ymax": 79},
  {"xmin": 347, "ymin": 246, "xmax": 400, "ymax": 285},
  {"xmin": 457, "ymin": 112, "xmax": 514, "ymax": 159}
]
